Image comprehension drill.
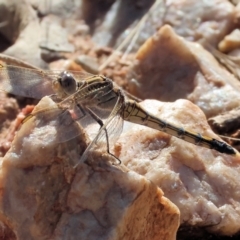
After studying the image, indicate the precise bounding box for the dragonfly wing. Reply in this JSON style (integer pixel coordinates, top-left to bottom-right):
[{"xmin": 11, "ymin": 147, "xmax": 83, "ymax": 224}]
[
  {"xmin": 0, "ymin": 65, "xmax": 55, "ymax": 99},
  {"xmin": 23, "ymin": 105, "xmax": 88, "ymax": 143},
  {"xmin": 96, "ymin": 111, "xmax": 123, "ymax": 150},
  {"xmin": 0, "ymin": 64, "xmax": 98, "ymax": 99},
  {"xmin": 78, "ymin": 95, "xmax": 124, "ymax": 164}
]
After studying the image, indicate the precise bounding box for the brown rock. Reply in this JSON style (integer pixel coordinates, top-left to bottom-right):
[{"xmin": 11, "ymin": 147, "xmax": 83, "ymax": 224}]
[
  {"xmin": 218, "ymin": 29, "xmax": 240, "ymax": 52},
  {"xmin": 0, "ymin": 0, "xmax": 36, "ymax": 43},
  {"xmin": 127, "ymin": 25, "xmax": 240, "ymax": 118}
]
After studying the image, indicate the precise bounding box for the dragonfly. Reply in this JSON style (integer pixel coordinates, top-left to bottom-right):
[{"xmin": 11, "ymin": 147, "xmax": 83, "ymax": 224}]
[{"xmin": 0, "ymin": 63, "xmax": 238, "ymax": 165}]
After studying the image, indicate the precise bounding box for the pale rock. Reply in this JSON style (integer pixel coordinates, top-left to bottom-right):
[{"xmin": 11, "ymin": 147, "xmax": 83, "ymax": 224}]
[
  {"xmin": 0, "ymin": 97, "xmax": 180, "ymax": 240},
  {"xmin": 3, "ymin": 20, "xmax": 47, "ymax": 68},
  {"xmin": 116, "ymin": 99, "xmax": 240, "ymax": 236},
  {"xmin": 162, "ymin": 0, "xmax": 235, "ymax": 47},
  {"xmin": 96, "ymin": 0, "xmax": 235, "ymax": 50},
  {"xmin": 30, "ymin": 0, "xmax": 81, "ymax": 18},
  {"xmin": 39, "ymin": 16, "xmax": 75, "ymax": 63},
  {"xmin": 127, "ymin": 25, "xmax": 240, "ymax": 118},
  {"xmin": 75, "ymin": 55, "xmax": 99, "ymax": 74}
]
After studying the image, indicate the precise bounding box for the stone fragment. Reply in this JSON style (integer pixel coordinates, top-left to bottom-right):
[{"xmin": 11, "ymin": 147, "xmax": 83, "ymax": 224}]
[
  {"xmin": 116, "ymin": 99, "xmax": 240, "ymax": 236},
  {"xmin": 127, "ymin": 25, "xmax": 240, "ymax": 118},
  {"xmin": 94, "ymin": 0, "xmax": 236, "ymax": 49},
  {"xmin": 75, "ymin": 55, "xmax": 99, "ymax": 74},
  {"xmin": 218, "ymin": 29, "xmax": 240, "ymax": 53},
  {"xmin": 0, "ymin": 97, "xmax": 180, "ymax": 240}
]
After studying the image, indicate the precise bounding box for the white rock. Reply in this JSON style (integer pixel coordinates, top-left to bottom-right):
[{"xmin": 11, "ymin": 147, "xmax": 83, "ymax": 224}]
[
  {"xmin": 0, "ymin": 97, "xmax": 180, "ymax": 240},
  {"xmin": 116, "ymin": 99, "xmax": 240, "ymax": 236}
]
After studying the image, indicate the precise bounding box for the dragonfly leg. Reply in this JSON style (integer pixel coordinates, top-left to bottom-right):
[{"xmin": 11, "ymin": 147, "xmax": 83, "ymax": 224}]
[
  {"xmin": 73, "ymin": 103, "xmax": 88, "ymax": 120},
  {"xmin": 86, "ymin": 107, "xmax": 121, "ymax": 165}
]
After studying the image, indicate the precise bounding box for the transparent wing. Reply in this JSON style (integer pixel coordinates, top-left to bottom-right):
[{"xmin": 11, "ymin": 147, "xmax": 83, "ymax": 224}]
[
  {"xmin": 23, "ymin": 99, "xmax": 105, "ymax": 144},
  {"xmin": 23, "ymin": 106, "xmax": 85, "ymax": 143},
  {"xmin": 0, "ymin": 64, "xmax": 95, "ymax": 99},
  {"xmin": 79, "ymin": 95, "xmax": 124, "ymax": 164},
  {"xmin": 0, "ymin": 65, "xmax": 54, "ymax": 98},
  {"xmin": 96, "ymin": 111, "xmax": 124, "ymax": 150},
  {"xmin": 22, "ymin": 92, "xmax": 124, "ymax": 164}
]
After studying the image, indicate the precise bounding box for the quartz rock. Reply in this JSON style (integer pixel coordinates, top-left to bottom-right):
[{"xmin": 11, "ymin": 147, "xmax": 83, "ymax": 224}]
[
  {"xmin": 0, "ymin": 97, "xmax": 180, "ymax": 240},
  {"xmin": 127, "ymin": 25, "xmax": 240, "ymax": 118},
  {"xmin": 116, "ymin": 99, "xmax": 240, "ymax": 236},
  {"xmin": 95, "ymin": 0, "xmax": 235, "ymax": 50}
]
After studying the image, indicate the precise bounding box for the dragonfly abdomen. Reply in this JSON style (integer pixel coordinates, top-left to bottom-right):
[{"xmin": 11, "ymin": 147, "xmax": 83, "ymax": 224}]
[{"xmin": 123, "ymin": 100, "xmax": 237, "ymax": 155}]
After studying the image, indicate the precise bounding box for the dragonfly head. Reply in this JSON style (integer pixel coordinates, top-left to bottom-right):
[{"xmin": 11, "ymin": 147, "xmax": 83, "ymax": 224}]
[{"xmin": 57, "ymin": 71, "xmax": 77, "ymax": 95}]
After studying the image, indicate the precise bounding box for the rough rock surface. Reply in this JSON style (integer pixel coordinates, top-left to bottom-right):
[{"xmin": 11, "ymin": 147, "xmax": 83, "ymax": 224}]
[
  {"xmin": 0, "ymin": 97, "xmax": 180, "ymax": 240},
  {"xmin": 0, "ymin": 91, "xmax": 19, "ymax": 157},
  {"xmin": 115, "ymin": 99, "xmax": 240, "ymax": 236},
  {"xmin": 0, "ymin": 0, "xmax": 47, "ymax": 67},
  {"xmin": 92, "ymin": 0, "xmax": 155, "ymax": 47},
  {"xmin": 159, "ymin": 0, "xmax": 235, "ymax": 47},
  {"xmin": 0, "ymin": 0, "xmax": 240, "ymax": 239},
  {"xmin": 95, "ymin": 0, "xmax": 236, "ymax": 50},
  {"xmin": 218, "ymin": 29, "xmax": 240, "ymax": 53},
  {"xmin": 0, "ymin": 0, "xmax": 76, "ymax": 68},
  {"xmin": 127, "ymin": 25, "xmax": 240, "ymax": 118}
]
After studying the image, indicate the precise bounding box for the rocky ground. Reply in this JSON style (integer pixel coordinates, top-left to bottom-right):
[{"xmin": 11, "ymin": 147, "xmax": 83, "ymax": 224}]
[{"xmin": 1, "ymin": 0, "xmax": 240, "ymax": 239}]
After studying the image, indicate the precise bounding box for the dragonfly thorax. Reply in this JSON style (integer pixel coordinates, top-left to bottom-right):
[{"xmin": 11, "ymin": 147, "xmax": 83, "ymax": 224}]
[{"xmin": 58, "ymin": 71, "xmax": 77, "ymax": 95}]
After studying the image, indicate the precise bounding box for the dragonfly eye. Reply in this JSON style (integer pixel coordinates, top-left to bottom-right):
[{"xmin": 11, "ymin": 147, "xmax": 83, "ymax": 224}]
[{"xmin": 59, "ymin": 71, "xmax": 77, "ymax": 95}]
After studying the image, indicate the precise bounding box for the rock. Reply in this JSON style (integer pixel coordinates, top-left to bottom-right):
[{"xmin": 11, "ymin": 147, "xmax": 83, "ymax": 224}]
[
  {"xmin": 209, "ymin": 107, "xmax": 240, "ymax": 134},
  {"xmin": 93, "ymin": 0, "xmax": 236, "ymax": 50},
  {"xmin": 95, "ymin": 46, "xmax": 113, "ymax": 57},
  {"xmin": 0, "ymin": 97, "xmax": 180, "ymax": 240},
  {"xmin": 80, "ymin": 0, "xmax": 117, "ymax": 32},
  {"xmin": 208, "ymin": 107, "xmax": 240, "ymax": 151},
  {"xmin": 0, "ymin": 0, "xmax": 36, "ymax": 43},
  {"xmin": 0, "ymin": 0, "xmax": 49, "ymax": 67},
  {"xmin": 30, "ymin": 0, "xmax": 81, "ymax": 18},
  {"xmin": 116, "ymin": 98, "xmax": 240, "ymax": 236},
  {"xmin": 0, "ymin": 0, "xmax": 76, "ymax": 67},
  {"xmin": 0, "ymin": 0, "xmax": 48, "ymax": 67},
  {"xmin": 39, "ymin": 16, "xmax": 75, "ymax": 53},
  {"xmin": 231, "ymin": 0, "xmax": 240, "ymax": 5},
  {"xmin": 161, "ymin": 0, "xmax": 235, "ymax": 47},
  {"xmin": 218, "ymin": 29, "xmax": 240, "ymax": 52},
  {"xmin": 127, "ymin": 25, "xmax": 240, "ymax": 118},
  {"xmin": 0, "ymin": 91, "xmax": 19, "ymax": 157},
  {"xmin": 3, "ymin": 14, "xmax": 75, "ymax": 67},
  {"xmin": 2, "ymin": 18, "xmax": 47, "ymax": 68},
  {"xmin": 234, "ymin": 1, "xmax": 240, "ymax": 24},
  {"xmin": 49, "ymin": 59, "xmax": 84, "ymax": 72},
  {"xmin": 92, "ymin": 0, "xmax": 155, "ymax": 47},
  {"xmin": 75, "ymin": 55, "xmax": 99, "ymax": 74}
]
